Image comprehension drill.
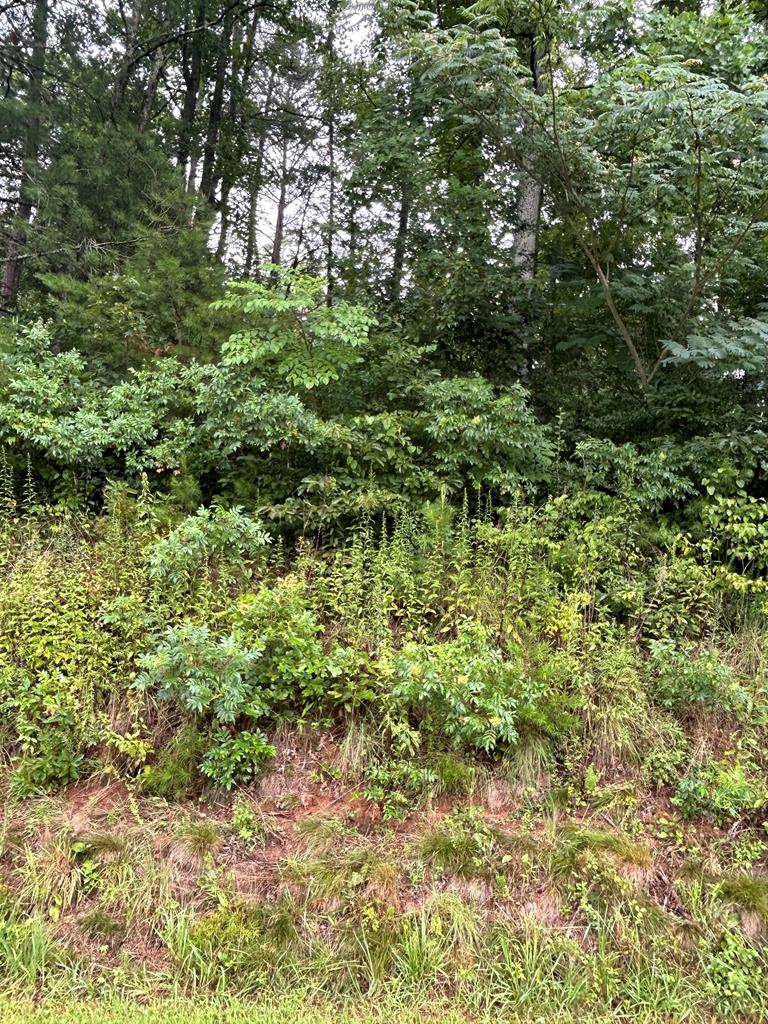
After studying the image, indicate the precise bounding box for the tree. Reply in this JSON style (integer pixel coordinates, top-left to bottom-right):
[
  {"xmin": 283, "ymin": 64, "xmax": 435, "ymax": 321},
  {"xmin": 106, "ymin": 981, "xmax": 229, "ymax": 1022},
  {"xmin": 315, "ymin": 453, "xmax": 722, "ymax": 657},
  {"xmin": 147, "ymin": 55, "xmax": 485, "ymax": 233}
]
[{"xmin": 1, "ymin": 0, "xmax": 48, "ymax": 307}]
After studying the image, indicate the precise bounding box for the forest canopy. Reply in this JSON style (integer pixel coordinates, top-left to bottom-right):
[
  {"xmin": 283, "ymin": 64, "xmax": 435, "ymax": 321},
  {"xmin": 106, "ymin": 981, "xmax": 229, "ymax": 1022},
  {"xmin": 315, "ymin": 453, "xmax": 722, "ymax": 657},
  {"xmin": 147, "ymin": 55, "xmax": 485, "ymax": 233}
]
[{"xmin": 1, "ymin": 0, "xmax": 768, "ymax": 520}]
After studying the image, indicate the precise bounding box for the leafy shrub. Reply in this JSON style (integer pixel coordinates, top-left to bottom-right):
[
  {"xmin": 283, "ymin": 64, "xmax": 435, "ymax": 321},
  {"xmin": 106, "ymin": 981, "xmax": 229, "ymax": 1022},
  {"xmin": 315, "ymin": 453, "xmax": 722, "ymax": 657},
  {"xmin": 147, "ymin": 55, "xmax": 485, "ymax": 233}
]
[
  {"xmin": 199, "ymin": 729, "xmax": 275, "ymax": 789},
  {"xmin": 0, "ymin": 548, "xmax": 129, "ymax": 792},
  {"xmin": 641, "ymin": 552, "xmax": 716, "ymax": 641},
  {"xmin": 418, "ymin": 376, "xmax": 553, "ymax": 490},
  {"xmin": 214, "ymin": 268, "xmax": 376, "ymax": 389},
  {"xmin": 232, "ymin": 578, "xmax": 371, "ymax": 712},
  {"xmin": 147, "ymin": 505, "xmax": 270, "ymax": 596},
  {"xmin": 648, "ymin": 640, "xmax": 749, "ymax": 714},
  {"xmin": 700, "ymin": 930, "xmax": 767, "ymax": 1016},
  {"xmin": 363, "ymin": 759, "xmax": 443, "ymax": 820},
  {"xmin": 699, "ymin": 471, "xmax": 768, "ymax": 581},
  {"xmin": 7, "ymin": 670, "xmax": 86, "ymax": 792},
  {"xmin": 673, "ymin": 759, "xmax": 767, "ymax": 824},
  {"xmin": 135, "ymin": 623, "xmax": 272, "ymax": 787},
  {"xmin": 136, "ymin": 623, "xmax": 266, "ymax": 722},
  {"xmin": 363, "ymin": 752, "xmax": 475, "ymax": 819},
  {"xmin": 3, "ymin": 273, "xmax": 553, "ymax": 527},
  {"xmin": 382, "ymin": 622, "xmax": 530, "ymax": 754},
  {"xmin": 137, "ymin": 574, "xmax": 375, "ymax": 785}
]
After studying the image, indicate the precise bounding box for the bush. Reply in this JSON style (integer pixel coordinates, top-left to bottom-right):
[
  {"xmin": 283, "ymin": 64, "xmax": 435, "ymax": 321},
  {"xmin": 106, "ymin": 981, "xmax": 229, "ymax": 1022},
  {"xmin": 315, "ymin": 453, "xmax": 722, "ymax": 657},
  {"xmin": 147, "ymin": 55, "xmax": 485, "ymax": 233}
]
[
  {"xmin": 382, "ymin": 622, "xmax": 529, "ymax": 754},
  {"xmin": 136, "ymin": 578, "xmax": 370, "ymax": 785},
  {"xmin": 673, "ymin": 758, "xmax": 767, "ymax": 824},
  {"xmin": 232, "ymin": 579, "xmax": 371, "ymax": 713},
  {"xmin": 199, "ymin": 729, "xmax": 275, "ymax": 789},
  {"xmin": 0, "ymin": 545, "xmax": 131, "ymax": 792},
  {"xmin": 135, "ymin": 623, "xmax": 271, "ymax": 787},
  {"xmin": 647, "ymin": 640, "xmax": 749, "ymax": 714},
  {"xmin": 136, "ymin": 623, "xmax": 266, "ymax": 722},
  {"xmin": 147, "ymin": 506, "xmax": 270, "ymax": 596}
]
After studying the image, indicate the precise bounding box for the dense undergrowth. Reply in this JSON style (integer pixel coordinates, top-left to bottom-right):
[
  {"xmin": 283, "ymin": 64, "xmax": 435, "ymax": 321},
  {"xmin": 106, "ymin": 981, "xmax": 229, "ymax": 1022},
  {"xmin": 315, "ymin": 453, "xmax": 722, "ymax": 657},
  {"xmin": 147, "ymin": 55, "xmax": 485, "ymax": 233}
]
[{"xmin": 2, "ymin": 476, "xmax": 768, "ymax": 1019}]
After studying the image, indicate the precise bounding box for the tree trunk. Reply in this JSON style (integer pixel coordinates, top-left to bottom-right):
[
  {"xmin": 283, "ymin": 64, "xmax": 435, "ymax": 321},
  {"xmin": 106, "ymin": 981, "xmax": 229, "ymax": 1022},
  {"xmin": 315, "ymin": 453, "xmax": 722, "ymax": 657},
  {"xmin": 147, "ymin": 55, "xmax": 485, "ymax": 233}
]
[
  {"xmin": 245, "ymin": 189, "xmax": 259, "ymax": 276},
  {"xmin": 200, "ymin": 7, "xmax": 234, "ymax": 206},
  {"xmin": 186, "ymin": 150, "xmax": 200, "ymax": 195},
  {"xmin": 177, "ymin": 0, "xmax": 207, "ymax": 171},
  {"xmin": 511, "ymin": 39, "xmax": 546, "ymax": 280},
  {"xmin": 140, "ymin": 46, "xmax": 166, "ymax": 128},
  {"xmin": 1, "ymin": 0, "xmax": 48, "ymax": 307},
  {"xmin": 270, "ymin": 136, "xmax": 289, "ymax": 275},
  {"xmin": 388, "ymin": 185, "xmax": 412, "ymax": 304},
  {"xmin": 245, "ymin": 71, "xmax": 276, "ymax": 278},
  {"xmin": 291, "ymin": 186, "xmax": 315, "ymax": 270},
  {"xmin": 326, "ymin": 116, "xmax": 335, "ymax": 302},
  {"xmin": 217, "ymin": 183, "xmax": 231, "ymax": 259},
  {"xmin": 346, "ymin": 193, "xmax": 358, "ymax": 290},
  {"xmin": 111, "ymin": 0, "xmax": 145, "ymax": 120},
  {"xmin": 324, "ymin": 1, "xmax": 339, "ymax": 304},
  {"xmin": 511, "ymin": 176, "xmax": 542, "ymax": 280}
]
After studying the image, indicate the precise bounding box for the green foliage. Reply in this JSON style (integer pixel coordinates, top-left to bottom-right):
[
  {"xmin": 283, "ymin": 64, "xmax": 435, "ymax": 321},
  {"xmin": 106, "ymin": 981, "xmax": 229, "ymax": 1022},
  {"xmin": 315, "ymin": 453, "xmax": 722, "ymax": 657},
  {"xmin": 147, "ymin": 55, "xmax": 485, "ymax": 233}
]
[
  {"xmin": 7, "ymin": 4, "xmax": 768, "ymax": 1015},
  {"xmin": 700, "ymin": 930, "xmax": 768, "ymax": 1017},
  {"xmin": 136, "ymin": 624, "xmax": 266, "ymax": 723},
  {"xmin": 199, "ymin": 730, "xmax": 275, "ymax": 790},
  {"xmin": 717, "ymin": 874, "xmax": 768, "ymax": 921},
  {"xmin": 170, "ymin": 904, "xmax": 286, "ymax": 990},
  {"xmin": 230, "ymin": 796, "xmax": 279, "ymax": 846},
  {"xmin": 0, "ymin": 536, "xmax": 132, "ymax": 792},
  {"xmin": 0, "ymin": 291, "xmax": 551, "ymax": 527},
  {"xmin": 147, "ymin": 507, "xmax": 270, "ymax": 596},
  {"xmin": 420, "ymin": 808, "xmax": 508, "ymax": 879},
  {"xmin": 232, "ymin": 579, "xmax": 371, "ymax": 712},
  {"xmin": 135, "ymin": 623, "xmax": 274, "ymax": 788},
  {"xmin": 382, "ymin": 622, "xmax": 526, "ymax": 753},
  {"xmin": 0, "ymin": 917, "xmax": 57, "ymax": 985},
  {"xmin": 139, "ymin": 725, "xmax": 205, "ymax": 800},
  {"xmin": 214, "ymin": 268, "xmax": 376, "ymax": 389},
  {"xmin": 419, "ymin": 377, "xmax": 553, "ymax": 489},
  {"xmin": 1, "ymin": 468, "xmax": 768, "ymax": 813},
  {"xmin": 673, "ymin": 758, "xmax": 768, "ymax": 824},
  {"xmin": 362, "ymin": 759, "xmax": 441, "ymax": 820},
  {"xmin": 647, "ymin": 641, "xmax": 750, "ymax": 715}
]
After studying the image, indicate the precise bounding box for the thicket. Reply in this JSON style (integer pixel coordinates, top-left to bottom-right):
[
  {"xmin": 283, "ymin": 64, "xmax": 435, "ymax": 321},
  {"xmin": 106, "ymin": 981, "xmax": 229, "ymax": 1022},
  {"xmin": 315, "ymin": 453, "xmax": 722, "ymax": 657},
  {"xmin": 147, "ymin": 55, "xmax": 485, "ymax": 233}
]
[{"xmin": 0, "ymin": 458, "xmax": 765, "ymax": 807}]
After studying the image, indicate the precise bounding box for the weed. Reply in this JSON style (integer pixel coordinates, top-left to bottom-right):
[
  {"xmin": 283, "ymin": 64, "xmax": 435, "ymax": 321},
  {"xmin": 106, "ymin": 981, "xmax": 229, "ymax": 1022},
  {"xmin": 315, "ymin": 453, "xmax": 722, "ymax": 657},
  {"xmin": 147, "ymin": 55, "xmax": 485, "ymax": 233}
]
[
  {"xmin": 174, "ymin": 819, "xmax": 222, "ymax": 864},
  {"xmin": 78, "ymin": 908, "xmax": 126, "ymax": 948},
  {"xmin": 231, "ymin": 795, "xmax": 279, "ymax": 846},
  {"xmin": 717, "ymin": 874, "xmax": 768, "ymax": 921},
  {"xmin": 140, "ymin": 725, "xmax": 205, "ymax": 800},
  {"xmin": 18, "ymin": 834, "xmax": 82, "ymax": 920},
  {"xmin": 420, "ymin": 808, "xmax": 509, "ymax": 879},
  {"xmin": 0, "ymin": 917, "xmax": 59, "ymax": 986}
]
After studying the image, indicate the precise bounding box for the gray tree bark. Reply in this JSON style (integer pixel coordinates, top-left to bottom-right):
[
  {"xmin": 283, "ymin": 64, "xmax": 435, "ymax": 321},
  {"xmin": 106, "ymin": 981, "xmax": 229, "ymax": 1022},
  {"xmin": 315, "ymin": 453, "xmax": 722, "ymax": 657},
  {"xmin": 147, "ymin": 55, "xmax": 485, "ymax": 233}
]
[{"xmin": 511, "ymin": 39, "xmax": 547, "ymax": 280}]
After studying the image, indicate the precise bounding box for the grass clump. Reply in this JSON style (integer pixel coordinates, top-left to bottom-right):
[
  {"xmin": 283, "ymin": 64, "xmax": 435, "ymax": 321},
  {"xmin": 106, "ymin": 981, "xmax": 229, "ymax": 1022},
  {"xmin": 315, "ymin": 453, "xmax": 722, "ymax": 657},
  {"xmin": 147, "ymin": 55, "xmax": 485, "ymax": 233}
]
[{"xmin": 420, "ymin": 808, "xmax": 510, "ymax": 880}]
